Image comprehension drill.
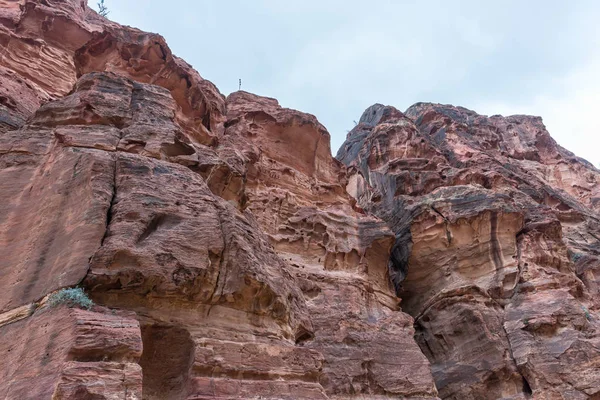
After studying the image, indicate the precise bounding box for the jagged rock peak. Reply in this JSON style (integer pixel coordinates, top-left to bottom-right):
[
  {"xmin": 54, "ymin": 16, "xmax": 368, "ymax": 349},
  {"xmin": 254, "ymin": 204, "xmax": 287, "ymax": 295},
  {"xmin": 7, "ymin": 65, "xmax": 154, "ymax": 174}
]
[
  {"xmin": 405, "ymin": 101, "xmax": 544, "ymax": 124},
  {"xmin": 358, "ymin": 103, "xmax": 405, "ymax": 127}
]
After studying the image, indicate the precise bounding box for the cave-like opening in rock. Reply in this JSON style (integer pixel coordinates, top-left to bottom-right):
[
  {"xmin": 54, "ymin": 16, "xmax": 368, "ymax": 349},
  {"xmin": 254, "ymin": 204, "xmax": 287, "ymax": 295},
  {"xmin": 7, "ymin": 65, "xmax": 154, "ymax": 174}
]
[
  {"xmin": 139, "ymin": 324, "xmax": 194, "ymax": 400},
  {"xmin": 522, "ymin": 376, "xmax": 533, "ymax": 396}
]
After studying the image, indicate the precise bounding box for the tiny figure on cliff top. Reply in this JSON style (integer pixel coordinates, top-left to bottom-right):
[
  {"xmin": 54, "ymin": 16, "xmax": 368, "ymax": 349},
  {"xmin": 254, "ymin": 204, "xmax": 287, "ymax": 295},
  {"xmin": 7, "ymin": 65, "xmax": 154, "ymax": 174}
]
[{"xmin": 98, "ymin": 0, "xmax": 109, "ymax": 17}]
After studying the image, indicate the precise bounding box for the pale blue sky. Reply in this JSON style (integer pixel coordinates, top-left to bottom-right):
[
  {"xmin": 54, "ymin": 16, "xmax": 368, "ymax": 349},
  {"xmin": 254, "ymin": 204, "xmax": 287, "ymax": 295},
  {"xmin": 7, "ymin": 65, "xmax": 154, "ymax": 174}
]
[{"xmin": 90, "ymin": 1, "xmax": 600, "ymax": 166}]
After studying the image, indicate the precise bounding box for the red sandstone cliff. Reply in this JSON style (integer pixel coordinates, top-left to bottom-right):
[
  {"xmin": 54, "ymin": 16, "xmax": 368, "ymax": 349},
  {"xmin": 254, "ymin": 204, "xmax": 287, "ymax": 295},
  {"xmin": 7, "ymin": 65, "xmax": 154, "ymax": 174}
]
[
  {"xmin": 0, "ymin": 1, "xmax": 598, "ymax": 399},
  {"xmin": 337, "ymin": 104, "xmax": 600, "ymax": 399}
]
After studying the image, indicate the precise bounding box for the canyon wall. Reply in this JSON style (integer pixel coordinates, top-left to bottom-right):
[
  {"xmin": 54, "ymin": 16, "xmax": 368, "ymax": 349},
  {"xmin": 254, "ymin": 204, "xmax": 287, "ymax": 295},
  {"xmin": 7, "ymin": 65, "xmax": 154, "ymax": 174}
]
[
  {"xmin": 0, "ymin": 1, "xmax": 598, "ymax": 399},
  {"xmin": 337, "ymin": 103, "xmax": 600, "ymax": 399}
]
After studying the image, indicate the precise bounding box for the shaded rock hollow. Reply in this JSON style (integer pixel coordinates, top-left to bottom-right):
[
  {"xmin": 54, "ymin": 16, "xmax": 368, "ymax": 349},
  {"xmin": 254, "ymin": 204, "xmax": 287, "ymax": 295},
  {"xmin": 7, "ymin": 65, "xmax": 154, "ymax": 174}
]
[{"xmin": 0, "ymin": 1, "xmax": 598, "ymax": 399}]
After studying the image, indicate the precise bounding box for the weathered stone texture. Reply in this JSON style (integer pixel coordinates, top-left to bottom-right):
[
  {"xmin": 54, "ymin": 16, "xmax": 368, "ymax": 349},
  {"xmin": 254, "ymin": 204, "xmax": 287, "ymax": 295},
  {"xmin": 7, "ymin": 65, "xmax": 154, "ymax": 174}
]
[
  {"xmin": 1, "ymin": 1, "xmax": 599, "ymax": 399},
  {"xmin": 337, "ymin": 103, "xmax": 600, "ymax": 399}
]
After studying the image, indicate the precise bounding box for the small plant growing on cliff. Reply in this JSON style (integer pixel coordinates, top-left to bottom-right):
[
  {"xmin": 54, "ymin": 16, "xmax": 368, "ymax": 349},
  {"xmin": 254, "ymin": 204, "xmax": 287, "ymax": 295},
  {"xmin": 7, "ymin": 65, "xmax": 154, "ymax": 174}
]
[
  {"xmin": 570, "ymin": 251, "xmax": 584, "ymax": 263},
  {"xmin": 97, "ymin": 0, "xmax": 109, "ymax": 17},
  {"xmin": 48, "ymin": 287, "xmax": 94, "ymax": 310},
  {"xmin": 582, "ymin": 306, "xmax": 592, "ymax": 321}
]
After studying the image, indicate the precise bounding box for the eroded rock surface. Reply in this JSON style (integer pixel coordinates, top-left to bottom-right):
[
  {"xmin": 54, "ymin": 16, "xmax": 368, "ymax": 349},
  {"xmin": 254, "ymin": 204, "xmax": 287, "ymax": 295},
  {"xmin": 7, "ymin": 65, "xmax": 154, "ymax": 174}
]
[
  {"xmin": 0, "ymin": 69, "xmax": 320, "ymax": 399},
  {"xmin": 224, "ymin": 91, "xmax": 438, "ymax": 397},
  {"xmin": 0, "ymin": 304, "xmax": 142, "ymax": 399},
  {"xmin": 0, "ymin": 1, "xmax": 598, "ymax": 399},
  {"xmin": 338, "ymin": 103, "xmax": 600, "ymax": 399},
  {"xmin": 0, "ymin": 3, "xmax": 437, "ymax": 397}
]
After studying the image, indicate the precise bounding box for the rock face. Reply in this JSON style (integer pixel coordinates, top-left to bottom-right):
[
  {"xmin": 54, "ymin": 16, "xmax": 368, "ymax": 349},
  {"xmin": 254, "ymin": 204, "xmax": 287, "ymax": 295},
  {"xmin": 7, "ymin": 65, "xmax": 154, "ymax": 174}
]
[
  {"xmin": 0, "ymin": 1, "xmax": 598, "ymax": 400},
  {"xmin": 0, "ymin": 1, "xmax": 437, "ymax": 399},
  {"xmin": 337, "ymin": 103, "xmax": 600, "ymax": 399},
  {"xmin": 224, "ymin": 92, "xmax": 437, "ymax": 397},
  {"xmin": 1, "ymin": 305, "xmax": 143, "ymax": 399}
]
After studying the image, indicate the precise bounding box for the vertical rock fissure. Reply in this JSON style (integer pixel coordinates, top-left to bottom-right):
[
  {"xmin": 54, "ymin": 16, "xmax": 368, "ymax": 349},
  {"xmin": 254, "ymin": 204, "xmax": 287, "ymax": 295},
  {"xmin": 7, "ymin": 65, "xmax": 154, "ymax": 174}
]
[
  {"xmin": 207, "ymin": 204, "xmax": 228, "ymax": 314},
  {"xmin": 101, "ymin": 156, "xmax": 118, "ymax": 247},
  {"xmin": 501, "ymin": 318, "xmax": 532, "ymax": 398},
  {"xmin": 83, "ymin": 154, "xmax": 117, "ymax": 286},
  {"xmin": 431, "ymin": 205, "xmax": 452, "ymax": 245},
  {"xmin": 489, "ymin": 211, "xmax": 504, "ymax": 270}
]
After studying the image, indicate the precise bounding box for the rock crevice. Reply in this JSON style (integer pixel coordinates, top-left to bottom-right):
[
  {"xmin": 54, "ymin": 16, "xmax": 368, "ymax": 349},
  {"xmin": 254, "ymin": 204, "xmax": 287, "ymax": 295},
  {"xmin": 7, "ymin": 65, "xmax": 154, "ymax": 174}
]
[{"xmin": 1, "ymin": 2, "xmax": 599, "ymax": 399}]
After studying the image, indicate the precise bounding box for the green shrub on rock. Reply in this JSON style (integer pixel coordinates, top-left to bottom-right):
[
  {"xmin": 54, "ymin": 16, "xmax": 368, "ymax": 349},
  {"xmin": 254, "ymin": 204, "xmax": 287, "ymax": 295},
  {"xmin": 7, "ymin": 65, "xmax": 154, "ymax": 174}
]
[{"xmin": 47, "ymin": 287, "xmax": 94, "ymax": 310}]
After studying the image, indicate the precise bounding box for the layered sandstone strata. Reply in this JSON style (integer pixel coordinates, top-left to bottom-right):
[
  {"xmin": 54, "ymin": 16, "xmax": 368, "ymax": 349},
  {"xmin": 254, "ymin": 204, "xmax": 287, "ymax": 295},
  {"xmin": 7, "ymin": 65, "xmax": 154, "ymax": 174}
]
[
  {"xmin": 0, "ymin": 1, "xmax": 438, "ymax": 399},
  {"xmin": 1, "ymin": 1, "xmax": 599, "ymax": 399},
  {"xmin": 337, "ymin": 103, "xmax": 600, "ymax": 399}
]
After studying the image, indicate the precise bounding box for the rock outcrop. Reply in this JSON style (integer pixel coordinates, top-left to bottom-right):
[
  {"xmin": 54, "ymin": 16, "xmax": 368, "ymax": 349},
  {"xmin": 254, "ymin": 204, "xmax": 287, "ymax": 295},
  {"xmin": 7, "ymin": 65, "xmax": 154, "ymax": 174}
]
[
  {"xmin": 337, "ymin": 103, "xmax": 600, "ymax": 399},
  {"xmin": 0, "ymin": 1, "xmax": 598, "ymax": 399},
  {"xmin": 225, "ymin": 91, "xmax": 437, "ymax": 397},
  {"xmin": 0, "ymin": 1, "xmax": 437, "ymax": 399}
]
